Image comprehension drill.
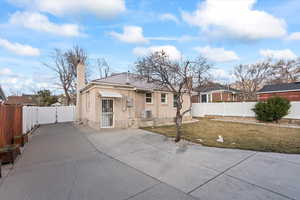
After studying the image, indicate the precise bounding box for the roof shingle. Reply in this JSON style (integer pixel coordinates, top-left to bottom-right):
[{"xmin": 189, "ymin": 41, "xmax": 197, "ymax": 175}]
[
  {"xmin": 92, "ymin": 72, "xmax": 162, "ymax": 91},
  {"xmin": 257, "ymin": 82, "xmax": 300, "ymax": 93}
]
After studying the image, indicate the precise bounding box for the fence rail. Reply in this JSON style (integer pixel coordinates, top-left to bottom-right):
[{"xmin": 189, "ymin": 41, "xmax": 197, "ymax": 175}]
[{"xmin": 192, "ymin": 102, "xmax": 300, "ymax": 119}]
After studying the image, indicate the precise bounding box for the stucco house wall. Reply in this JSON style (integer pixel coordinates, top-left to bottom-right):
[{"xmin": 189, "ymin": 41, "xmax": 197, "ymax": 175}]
[{"xmin": 80, "ymin": 85, "xmax": 191, "ymax": 129}]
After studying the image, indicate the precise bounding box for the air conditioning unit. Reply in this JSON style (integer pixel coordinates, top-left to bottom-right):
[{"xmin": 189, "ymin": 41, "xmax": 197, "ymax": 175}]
[{"xmin": 144, "ymin": 110, "xmax": 152, "ymax": 119}]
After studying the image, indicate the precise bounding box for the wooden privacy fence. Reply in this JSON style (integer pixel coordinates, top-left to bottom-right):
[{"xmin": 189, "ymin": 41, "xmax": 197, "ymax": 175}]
[{"xmin": 0, "ymin": 104, "xmax": 23, "ymax": 149}]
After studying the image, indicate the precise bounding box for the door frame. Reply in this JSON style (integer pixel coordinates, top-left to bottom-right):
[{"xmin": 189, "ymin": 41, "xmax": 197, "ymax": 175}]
[{"xmin": 101, "ymin": 98, "xmax": 114, "ymax": 128}]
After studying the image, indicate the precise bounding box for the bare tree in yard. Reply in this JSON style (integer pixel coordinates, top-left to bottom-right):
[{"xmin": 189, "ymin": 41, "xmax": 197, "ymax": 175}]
[
  {"xmin": 44, "ymin": 46, "xmax": 88, "ymax": 105},
  {"xmin": 234, "ymin": 61, "xmax": 272, "ymax": 100},
  {"xmin": 135, "ymin": 51, "xmax": 209, "ymax": 142},
  {"xmin": 194, "ymin": 56, "xmax": 212, "ymax": 89},
  {"xmin": 96, "ymin": 58, "xmax": 111, "ymax": 78},
  {"xmin": 269, "ymin": 59, "xmax": 300, "ymax": 84}
]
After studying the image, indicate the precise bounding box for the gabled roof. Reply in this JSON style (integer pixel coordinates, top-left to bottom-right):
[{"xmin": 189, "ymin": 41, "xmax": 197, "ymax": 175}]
[
  {"xmin": 0, "ymin": 85, "xmax": 6, "ymax": 101},
  {"xmin": 92, "ymin": 72, "xmax": 165, "ymax": 91},
  {"xmin": 195, "ymin": 84, "xmax": 240, "ymax": 93},
  {"xmin": 257, "ymin": 82, "xmax": 300, "ymax": 93}
]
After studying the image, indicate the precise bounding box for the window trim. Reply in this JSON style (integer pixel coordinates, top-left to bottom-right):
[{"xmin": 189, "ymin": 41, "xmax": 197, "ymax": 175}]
[
  {"xmin": 161, "ymin": 93, "xmax": 168, "ymax": 104},
  {"xmin": 173, "ymin": 94, "xmax": 178, "ymax": 108},
  {"xmin": 145, "ymin": 92, "xmax": 153, "ymax": 104}
]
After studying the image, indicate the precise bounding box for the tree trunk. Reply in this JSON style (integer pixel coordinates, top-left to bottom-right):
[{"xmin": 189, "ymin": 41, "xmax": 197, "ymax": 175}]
[
  {"xmin": 175, "ymin": 110, "xmax": 182, "ymax": 142},
  {"xmin": 63, "ymin": 87, "xmax": 71, "ymax": 106}
]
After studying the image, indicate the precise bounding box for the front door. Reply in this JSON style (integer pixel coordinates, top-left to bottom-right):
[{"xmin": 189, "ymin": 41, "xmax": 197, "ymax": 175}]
[{"xmin": 101, "ymin": 99, "xmax": 114, "ymax": 128}]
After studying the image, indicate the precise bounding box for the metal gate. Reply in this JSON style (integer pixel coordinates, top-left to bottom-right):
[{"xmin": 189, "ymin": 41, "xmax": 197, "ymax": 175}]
[{"xmin": 101, "ymin": 99, "xmax": 114, "ymax": 128}]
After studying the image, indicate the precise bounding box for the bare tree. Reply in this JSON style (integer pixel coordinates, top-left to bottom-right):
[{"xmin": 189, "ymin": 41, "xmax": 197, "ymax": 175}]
[
  {"xmin": 96, "ymin": 58, "xmax": 111, "ymax": 78},
  {"xmin": 233, "ymin": 61, "xmax": 272, "ymax": 100},
  {"xmin": 193, "ymin": 56, "xmax": 212, "ymax": 93},
  {"xmin": 269, "ymin": 59, "xmax": 300, "ymax": 84},
  {"xmin": 44, "ymin": 49, "xmax": 74, "ymax": 105},
  {"xmin": 135, "ymin": 51, "xmax": 208, "ymax": 142},
  {"xmin": 44, "ymin": 46, "xmax": 88, "ymax": 105},
  {"xmin": 65, "ymin": 45, "xmax": 87, "ymax": 78}
]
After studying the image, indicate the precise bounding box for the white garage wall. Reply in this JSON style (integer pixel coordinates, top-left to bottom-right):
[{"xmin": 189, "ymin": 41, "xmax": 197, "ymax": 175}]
[
  {"xmin": 192, "ymin": 102, "xmax": 300, "ymax": 119},
  {"xmin": 23, "ymin": 106, "xmax": 75, "ymax": 134}
]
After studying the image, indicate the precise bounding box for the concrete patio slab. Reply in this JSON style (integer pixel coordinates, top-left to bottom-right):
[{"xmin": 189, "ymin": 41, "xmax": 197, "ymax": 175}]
[
  {"xmin": 190, "ymin": 174, "xmax": 288, "ymax": 200},
  {"xmin": 116, "ymin": 146, "xmax": 219, "ymax": 192},
  {"xmin": 172, "ymin": 145, "xmax": 255, "ymax": 172},
  {"xmin": 88, "ymin": 130, "xmax": 155, "ymax": 157},
  {"xmin": 14, "ymin": 124, "xmax": 95, "ymax": 169},
  {"xmin": 0, "ymin": 157, "xmax": 76, "ymax": 200},
  {"xmin": 257, "ymin": 152, "xmax": 300, "ymax": 165},
  {"xmin": 68, "ymin": 153, "xmax": 159, "ymax": 200},
  {"xmin": 226, "ymin": 154, "xmax": 300, "ymax": 199},
  {"xmin": 129, "ymin": 183, "xmax": 198, "ymax": 200},
  {"xmin": 1, "ymin": 123, "xmax": 299, "ymax": 200}
]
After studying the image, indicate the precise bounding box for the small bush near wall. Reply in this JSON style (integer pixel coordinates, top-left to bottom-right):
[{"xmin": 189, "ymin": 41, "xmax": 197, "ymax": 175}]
[{"xmin": 252, "ymin": 96, "xmax": 291, "ymax": 122}]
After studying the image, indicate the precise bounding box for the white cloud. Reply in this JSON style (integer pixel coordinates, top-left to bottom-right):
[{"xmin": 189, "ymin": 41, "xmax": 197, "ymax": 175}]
[
  {"xmin": 159, "ymin": 13, "xmax": 180, "ymax": 24},
  {"xmin": 9, "ymin": 0, "xmax": 126, "ymax": 18},
  {"xmin": 0, "ymin": 68, "xmax": 12, "ymax": 75},
  {"xmin": 181, "ymin": 0, "xmax": 287, "ymax": 40},
  {"xmin": 260, "ymin": 49, "xmax": 297, "ymax": 60},
  {"xmin": 194, "ymin": 46, "xmax": 239, "ymax": 63},
  {"xmin": 110, "ymin": 26, "xmax": 198, "ymax": 43},
  {"xmin": 0, "ymin": 38, "xmax": 40, "ymax": 56},
  {"xmin": 110, "ymin": 26, "xmax": 149, "ymax": 44},
  {"xmin": 133, "ymin": 45, "xmax": 182, "ymax": 61},
  {"xmin": 0, "ymin": 68, "xmax": 56, "ymax": 94},
  {"xmin": 286, "ymin": 32, "xmax": 300, "ymax": 40},
  {"xmin": 9, "ymin": 11, "xmax": 82, "ymax": 37},
  {"xmin": 212, "ymin": 68, "xmax": 235, "ymax": 82}
]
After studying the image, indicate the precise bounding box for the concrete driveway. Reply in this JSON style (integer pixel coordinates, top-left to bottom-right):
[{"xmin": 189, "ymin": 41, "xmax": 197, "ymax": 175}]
[{"xmin": 1, "ymin": 123, "xmax": 299, "ymax": 200}]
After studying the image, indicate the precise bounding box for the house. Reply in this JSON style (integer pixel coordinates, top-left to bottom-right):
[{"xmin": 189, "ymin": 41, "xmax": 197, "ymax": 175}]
[
  {"xmin": 6, "ymin": 95, "xmax": 37, "ymax": 106},
  {"xmin": 76, "ymin": 63, "xmax": 192, "ymax": 129},
  {"xmin": 192, "ymin": 84, "xmax": 241, "ymax": 103},
  {"xmin": 257, "ymin": 82, "xmax": 300, "ymax": 101},
  {"xmin": 0, "ymin": 85, "xmax": 6, "ymax": 102}
]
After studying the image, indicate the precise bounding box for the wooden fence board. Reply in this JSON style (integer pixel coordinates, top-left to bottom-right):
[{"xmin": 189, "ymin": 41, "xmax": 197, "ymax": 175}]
[{"xmin": 0, "ymin": 104, "xmax": 23, "ymax": 149}]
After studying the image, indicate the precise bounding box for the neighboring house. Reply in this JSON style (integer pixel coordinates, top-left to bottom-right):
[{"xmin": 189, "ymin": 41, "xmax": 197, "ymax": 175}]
[
  {"xmin": 192, "ymin": 85, "xmax": 241, "ymax": 103},
  {"xmin": 76, "ymin": 63, "xmax": 191, "ymax": 129},
  {"xmin": 257, "ymin": 82, "xmax": 300, "ymax": 101},
  {"xmin": 0, "ymin": 85, "xmax": 6, "ymax": 102},
  {"xmin": 6, "ymin": 95, "xmax": 37, "ymax": 106}
]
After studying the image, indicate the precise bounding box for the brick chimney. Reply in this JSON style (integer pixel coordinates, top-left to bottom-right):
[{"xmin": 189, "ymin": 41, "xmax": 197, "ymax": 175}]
[{"xmin": 75, "ymin": 60, "xmax": 85, "ymax": 121}]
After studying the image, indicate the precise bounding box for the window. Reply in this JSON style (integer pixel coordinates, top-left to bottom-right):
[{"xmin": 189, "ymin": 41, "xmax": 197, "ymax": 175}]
[
  {"xmin": 173, "ymin": 94, "xmax": 178, "ymax": 108},
  {"xmin": 201, "ymin": 94, "xmax": 207, "ymax": 103},
  {"xmin": 161, "ymin": 93, "xmax": 167, "ymax": 104},
  {"xmin": 145, "ymin": 93, "xmax": 152, "ymax": 103}
]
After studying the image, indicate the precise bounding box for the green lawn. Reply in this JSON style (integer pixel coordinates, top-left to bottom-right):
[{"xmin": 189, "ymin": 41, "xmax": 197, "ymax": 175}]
[{"xmin": 142, "ymin": 118, "xmax": 300, "ymax": 154}]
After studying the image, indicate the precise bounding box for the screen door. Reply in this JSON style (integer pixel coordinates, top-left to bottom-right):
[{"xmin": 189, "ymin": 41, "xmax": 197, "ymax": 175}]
[{"xmin": 101, "ymin": 99, "xmax": 114, "ymax": 128}]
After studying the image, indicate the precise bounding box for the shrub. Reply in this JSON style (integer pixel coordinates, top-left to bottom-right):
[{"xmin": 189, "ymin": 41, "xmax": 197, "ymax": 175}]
[{"xmin": 252, "ymin": 96, "xmax": 291, "ymax": 122}]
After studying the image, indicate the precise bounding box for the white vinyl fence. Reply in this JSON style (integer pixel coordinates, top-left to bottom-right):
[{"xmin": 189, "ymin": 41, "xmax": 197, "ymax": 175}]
[
  {"xmin": 22, "ymin": 106, "xmax": 75, "ymax": 134},
  {"xmin": 192, "ymin": 102, "xmax": 300, "ymax": 119}
]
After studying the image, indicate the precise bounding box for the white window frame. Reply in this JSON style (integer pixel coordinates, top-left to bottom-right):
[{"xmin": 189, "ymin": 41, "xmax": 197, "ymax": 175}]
[
  {"xmin": 161, "ymin": 93, "xmax": 168, "ymax": 104},
  {"xmin": 173, "ymin": 94, "xmax": 178, "ymax": 108},
  {"xmin": 145, "ymin": 92, "xmax": 153, "ymax": 104}
]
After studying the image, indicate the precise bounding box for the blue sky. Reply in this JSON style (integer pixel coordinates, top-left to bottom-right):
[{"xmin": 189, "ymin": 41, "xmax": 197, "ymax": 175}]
[{"xmin": 0, "ymin": 0, "xmax": 300, "ymax": 94}]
